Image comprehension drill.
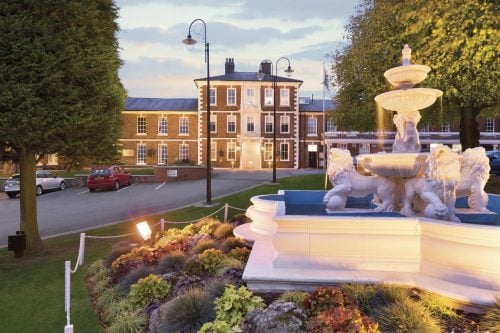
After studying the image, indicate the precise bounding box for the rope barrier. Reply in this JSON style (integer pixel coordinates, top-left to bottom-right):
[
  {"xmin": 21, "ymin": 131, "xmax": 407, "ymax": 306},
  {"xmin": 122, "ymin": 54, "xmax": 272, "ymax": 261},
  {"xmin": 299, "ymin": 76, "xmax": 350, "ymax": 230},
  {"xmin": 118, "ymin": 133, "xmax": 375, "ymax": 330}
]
[{"xmin": 227, "ymin": 205, "xmax": 247, "ymax": 212}]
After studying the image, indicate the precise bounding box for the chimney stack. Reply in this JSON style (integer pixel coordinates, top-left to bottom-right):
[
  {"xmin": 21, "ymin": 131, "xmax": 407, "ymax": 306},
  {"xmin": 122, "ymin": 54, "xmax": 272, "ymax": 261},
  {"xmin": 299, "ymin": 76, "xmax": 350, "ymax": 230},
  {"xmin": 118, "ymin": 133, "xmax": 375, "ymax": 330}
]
[
  {"xmin": 225, "ymin": 58, "xmax": 235, "ymax": 74},
  {"xmin": 260, "ymin": 60, "xmax": 272, "ymax": 75}
]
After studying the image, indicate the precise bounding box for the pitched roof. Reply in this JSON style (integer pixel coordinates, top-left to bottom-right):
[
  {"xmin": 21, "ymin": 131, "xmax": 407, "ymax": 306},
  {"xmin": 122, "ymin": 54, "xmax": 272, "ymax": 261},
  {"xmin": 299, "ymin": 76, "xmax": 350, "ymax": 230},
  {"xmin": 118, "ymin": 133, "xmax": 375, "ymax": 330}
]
[
  {"xmin": 125, "ymin": 97, "xmax": 198, "ymax": 111},
  {"xmin": 194, "ymin": 72, "xmax": 303, "ymax": 83},
  {"xmin": 299, "ymin": 99, "xmax": 336, "ymax": 112}
]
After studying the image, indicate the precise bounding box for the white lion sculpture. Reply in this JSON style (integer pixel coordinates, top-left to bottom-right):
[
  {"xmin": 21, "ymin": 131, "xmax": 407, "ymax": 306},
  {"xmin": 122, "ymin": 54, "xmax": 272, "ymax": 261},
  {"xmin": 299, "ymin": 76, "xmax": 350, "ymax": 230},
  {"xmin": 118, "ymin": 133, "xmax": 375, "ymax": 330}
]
[
  {"xmin": 323, "ymin": 148, "xmax": 396, "ymax": 212},
  {"xmin": 456, "ymin": 147, "xmax": 491, "ymax": 212},
  {"xmin": 400, "ymin": 145, "xmax": 461, "ymax": 222}
]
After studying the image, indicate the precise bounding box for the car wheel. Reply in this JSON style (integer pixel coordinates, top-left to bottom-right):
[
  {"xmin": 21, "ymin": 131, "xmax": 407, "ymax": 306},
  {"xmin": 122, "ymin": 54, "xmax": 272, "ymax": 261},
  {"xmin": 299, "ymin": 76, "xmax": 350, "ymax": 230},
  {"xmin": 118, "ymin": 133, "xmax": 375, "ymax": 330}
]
[
  {"xmin": 36, "ymin": 185, "xmax": 43, "ymax": 196},
  {"xmin": 89, "ymin": 188, "xmax": 96, "ymax": 192},
  {"xmin": 114, "ymin": 181, "xmax": 120, "ymax": 191},
  {"xmin": 7, "ymin": 193, "xmax": 17, "ymax": 198},
  {"xmin": 60, "ymin": 181, "xmax": 66, "ymax": 190}
]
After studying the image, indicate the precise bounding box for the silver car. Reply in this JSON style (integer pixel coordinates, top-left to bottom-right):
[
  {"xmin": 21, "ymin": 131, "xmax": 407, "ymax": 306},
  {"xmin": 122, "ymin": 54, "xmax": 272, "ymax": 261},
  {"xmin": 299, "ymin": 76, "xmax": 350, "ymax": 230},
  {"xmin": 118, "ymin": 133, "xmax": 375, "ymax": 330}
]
[{"xmin": 4, "ymin": 171, "xmax": 67, "ymax": 198}]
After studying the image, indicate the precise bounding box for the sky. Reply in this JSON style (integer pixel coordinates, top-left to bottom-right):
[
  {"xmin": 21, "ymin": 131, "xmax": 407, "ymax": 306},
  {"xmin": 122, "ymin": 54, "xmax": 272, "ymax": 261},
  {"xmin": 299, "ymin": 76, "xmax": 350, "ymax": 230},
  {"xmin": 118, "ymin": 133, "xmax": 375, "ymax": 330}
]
[{"xmin": 115, "ymin": 0, "xmax": 360, "ymax": 100}]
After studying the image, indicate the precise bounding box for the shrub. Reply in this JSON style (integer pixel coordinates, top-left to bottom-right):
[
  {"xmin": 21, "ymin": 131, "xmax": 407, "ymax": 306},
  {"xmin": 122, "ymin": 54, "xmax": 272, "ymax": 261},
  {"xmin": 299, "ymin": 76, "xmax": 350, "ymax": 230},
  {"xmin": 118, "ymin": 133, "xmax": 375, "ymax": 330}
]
[
  {"xmin": 417, "ymin": 292, "xmax": 458, "ymax": 320},
  {"xmin": 303, "ymin": 287, "xmax": 351, "ymax": 316},
  {"xmin": 211, "ymin": 285, "xmax": 264, "ymax": 329},
  {"xmin": 306, "ymin": 305, "xmax": 381, "ymax": 333},
  {"xmin": 117, "ymin": 265, "xmax": 155, "ymax": 294},
  {"xmin": 480, "ymin": 299, "xmax": 500, "ymax": 332},
  {"xmin": 228, "ymin": 247, "xmax": 251, "ymax": 263},
  {"xmin": 213, "ymin": 223, "xmax": 234, "ymax": 239},
  {"xmin": 199, "ymin": 249, "xmax": 228, "ymax": 274},
  {"xmin": 191, "ymin": 239, "xmax": 217, "ymax": 255},
  {"xmin": 204, "ymin": 278, "xmax": 232, "ymax": 301},
  {"xmin": 93, "ymin": 276, "xmax": 112, "ymax": 296},
  {"xmin": 196, "ymin": 217, "xmax": 222, "ymax": 235},
  {"xmin": 128, "ymin": 274, "xmax": 171, "ymax": 308},
  {"xmin": 156, "ymin": 250, "xmax": 187, "ymax": 274},
  {"xmin": 96, "ymin": 287, "xmax": 121, "ymax": 313},
  {"xmin": 219, "ymin": 237, "xmax": 247, "ymax": 253},
  {"xmin": 215, "ymin": 257, "xmax": 243, "ymax": 276},
  {"xmin": 230, "ymin": 213, "xmax": 251, "ymax": 226},
  {"xmin": 87, "ymin": 259, "xmax": 106, "ymax": 277},
  {"xmin": 105, "ymin": 243, "xmax": 134, "ymax": 268},
  {"xmin": 198, "ymin": 320, "xmax": 232, "ymax": 333},
  {"xmin": 374, "ymin": 298, "xmax": 441, "ymax": 333},
  {"xmin": 172, "ymin": 274, "xmax": 203, "ymax": 296},
  {"xmin": 106, "ymin": 298, "xmax": 135, "ymax": 324},
  {"xmin": 111, "ymin": 246, "xmax": 154, "ymax": 282},
  {"xmin": 279, "ymin": 290, "xmax": 310, "ymax": 308},
  {"xmin": 341, "ymin": 283, "xmax": 378, "ymax": 315},
  {"xmin": 375, "ymin": 283, "xmax": 410, "ymax": 306},
  {"xmin": 183, "ymin": 256, "xmax": 204, "ymax": 276},
  {"xmin": 106, "ymin": 309, "xmax": 147, "ymax": 333},
  {"xmin": 158, "ymin": 288, "xmax": 215, "ymax": 333}
]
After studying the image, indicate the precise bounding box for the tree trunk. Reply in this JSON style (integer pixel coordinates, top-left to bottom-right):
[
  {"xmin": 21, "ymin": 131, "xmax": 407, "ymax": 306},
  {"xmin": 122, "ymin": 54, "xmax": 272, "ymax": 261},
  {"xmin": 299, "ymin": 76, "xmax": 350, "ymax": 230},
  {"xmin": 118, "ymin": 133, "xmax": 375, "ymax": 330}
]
[
  {"xmin": 459, "ymin": 106, "xmax": 480, "ymax": 151},
  {"xmin": 19, "ymin": 149, "xmax": 44, "ymax": 251}
]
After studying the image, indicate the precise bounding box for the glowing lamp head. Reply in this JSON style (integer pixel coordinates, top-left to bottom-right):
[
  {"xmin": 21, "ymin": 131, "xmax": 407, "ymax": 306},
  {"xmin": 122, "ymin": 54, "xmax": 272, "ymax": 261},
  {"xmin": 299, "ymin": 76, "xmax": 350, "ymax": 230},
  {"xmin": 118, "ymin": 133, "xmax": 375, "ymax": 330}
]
[{"xmin": 136, "ymin": 221, "xmax": 152, "ymax": 241}]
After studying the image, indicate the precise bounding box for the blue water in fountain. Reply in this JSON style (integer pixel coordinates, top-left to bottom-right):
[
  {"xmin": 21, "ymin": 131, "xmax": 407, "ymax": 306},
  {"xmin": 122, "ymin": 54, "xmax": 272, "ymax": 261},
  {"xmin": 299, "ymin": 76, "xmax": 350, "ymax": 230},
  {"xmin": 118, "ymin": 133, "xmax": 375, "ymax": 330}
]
[{"xmin": 259, "ymin": 191, "xmax": 500, "ymax": 226}]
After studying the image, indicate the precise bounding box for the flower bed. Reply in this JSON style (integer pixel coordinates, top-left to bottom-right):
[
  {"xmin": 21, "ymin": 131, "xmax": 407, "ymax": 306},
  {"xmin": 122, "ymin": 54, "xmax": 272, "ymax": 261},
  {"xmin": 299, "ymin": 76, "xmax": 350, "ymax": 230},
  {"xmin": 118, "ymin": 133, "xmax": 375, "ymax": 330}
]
[{"xmin": 86, "ymin": 217, "xmax": 499, "ymax": 333}]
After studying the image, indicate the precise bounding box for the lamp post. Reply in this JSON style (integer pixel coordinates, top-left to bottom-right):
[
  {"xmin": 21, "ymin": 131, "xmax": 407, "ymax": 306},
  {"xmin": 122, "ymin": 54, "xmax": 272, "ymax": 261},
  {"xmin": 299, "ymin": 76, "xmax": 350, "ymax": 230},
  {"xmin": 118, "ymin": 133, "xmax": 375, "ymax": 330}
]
[
  {"xmin": 183, "ymin": 19, "xmax": 212, "ymax": 204},
  {"xmin": 257, "ymin": 57, "xmax": 294, "ymax": 183}
]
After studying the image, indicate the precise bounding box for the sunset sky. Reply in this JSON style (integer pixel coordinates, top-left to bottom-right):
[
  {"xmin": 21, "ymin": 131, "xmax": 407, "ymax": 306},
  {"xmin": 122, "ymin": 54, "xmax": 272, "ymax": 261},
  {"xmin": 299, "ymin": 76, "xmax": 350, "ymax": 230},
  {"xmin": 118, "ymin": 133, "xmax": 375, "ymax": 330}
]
[{"xmin": 115, "ymin": 0, "xmax": 360, "ymax": 99}]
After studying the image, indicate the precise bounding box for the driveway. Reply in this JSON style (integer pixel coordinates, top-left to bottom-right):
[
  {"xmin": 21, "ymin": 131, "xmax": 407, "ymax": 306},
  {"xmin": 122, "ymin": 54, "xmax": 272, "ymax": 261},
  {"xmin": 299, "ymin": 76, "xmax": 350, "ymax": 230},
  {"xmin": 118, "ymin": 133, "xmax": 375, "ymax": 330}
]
[{"xmin": 0, "ymin": 169, "xmax": 323, "ymax": 247}]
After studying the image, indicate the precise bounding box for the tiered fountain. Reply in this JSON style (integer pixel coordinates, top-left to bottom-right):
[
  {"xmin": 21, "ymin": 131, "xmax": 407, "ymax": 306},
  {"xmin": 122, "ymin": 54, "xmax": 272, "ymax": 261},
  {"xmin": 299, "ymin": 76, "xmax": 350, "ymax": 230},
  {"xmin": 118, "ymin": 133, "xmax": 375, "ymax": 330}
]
[{"xmin": 234, "ymin": 45, "xmax": 500, "ymax": 310}]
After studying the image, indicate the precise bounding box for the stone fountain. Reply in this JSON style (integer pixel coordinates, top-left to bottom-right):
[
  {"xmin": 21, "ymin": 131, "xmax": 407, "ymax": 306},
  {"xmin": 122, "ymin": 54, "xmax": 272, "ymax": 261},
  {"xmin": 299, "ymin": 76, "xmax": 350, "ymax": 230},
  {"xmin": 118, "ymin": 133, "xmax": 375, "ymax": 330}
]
[{"xmin": 234, "ymin": 45, "xmax": 500, "ymax": 309}]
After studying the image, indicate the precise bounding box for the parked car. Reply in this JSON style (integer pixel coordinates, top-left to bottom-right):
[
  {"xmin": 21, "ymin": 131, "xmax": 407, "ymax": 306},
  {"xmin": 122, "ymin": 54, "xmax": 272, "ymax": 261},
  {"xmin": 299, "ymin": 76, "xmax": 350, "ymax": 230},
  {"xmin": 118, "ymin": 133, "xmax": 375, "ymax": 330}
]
[
  {"xmin": 87, "ymin": 166, "xmax": 132, "ymax": 192},
  {"xmin": 4, "ymin": 171, "xmax": 67, "ymax": 198},
  {"xmin": 487, "ymin": 151, "xmax": 500, "ymax": 175}
]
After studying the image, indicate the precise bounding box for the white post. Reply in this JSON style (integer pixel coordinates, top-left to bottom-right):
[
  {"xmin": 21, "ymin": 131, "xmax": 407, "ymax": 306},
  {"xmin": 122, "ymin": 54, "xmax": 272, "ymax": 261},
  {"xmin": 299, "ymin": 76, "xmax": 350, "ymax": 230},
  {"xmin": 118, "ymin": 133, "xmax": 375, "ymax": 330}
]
[
  {"xmin": 64, "ymin": 261, "xmax": 74, "ymax": 333},
  {"xmin": 224, "ymin": 203, "xmax": 229, "ymax": 223},
  {"xmin": 77, "ymin": 233, "xmax": 86, "ymax": 266},
  {"xmin": 160, "ymin": 218, "xmax": 165, "ymax": 233}
]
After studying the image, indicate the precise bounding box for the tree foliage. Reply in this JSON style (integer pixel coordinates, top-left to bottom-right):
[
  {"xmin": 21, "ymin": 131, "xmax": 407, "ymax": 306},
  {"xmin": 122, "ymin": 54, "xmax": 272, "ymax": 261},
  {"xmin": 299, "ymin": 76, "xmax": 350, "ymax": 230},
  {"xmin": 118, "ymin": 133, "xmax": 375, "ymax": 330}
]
[
  {"xmin": 0, "ymin": 0, "xmax": 125, "ymax": 250},
  {"xmin": 331, "ymin": 0, "xmax": 498, "ymax": 149}
]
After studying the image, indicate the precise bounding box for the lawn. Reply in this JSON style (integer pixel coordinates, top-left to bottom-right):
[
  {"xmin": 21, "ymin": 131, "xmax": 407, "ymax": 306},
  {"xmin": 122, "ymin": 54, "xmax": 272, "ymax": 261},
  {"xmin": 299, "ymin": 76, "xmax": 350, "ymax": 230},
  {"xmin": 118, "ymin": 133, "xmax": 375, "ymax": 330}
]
[{"xmin": 0, "ymin": 174, "xmax": 498, "ymax": 332}]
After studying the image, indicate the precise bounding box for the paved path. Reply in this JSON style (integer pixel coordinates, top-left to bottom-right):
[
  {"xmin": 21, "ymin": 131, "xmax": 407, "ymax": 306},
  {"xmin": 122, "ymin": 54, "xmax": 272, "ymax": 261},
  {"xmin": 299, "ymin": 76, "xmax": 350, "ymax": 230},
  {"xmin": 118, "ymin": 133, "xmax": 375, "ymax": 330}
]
[{"xmin": 0, "ymin": 169, "xmax": 323, "ymax": 247}]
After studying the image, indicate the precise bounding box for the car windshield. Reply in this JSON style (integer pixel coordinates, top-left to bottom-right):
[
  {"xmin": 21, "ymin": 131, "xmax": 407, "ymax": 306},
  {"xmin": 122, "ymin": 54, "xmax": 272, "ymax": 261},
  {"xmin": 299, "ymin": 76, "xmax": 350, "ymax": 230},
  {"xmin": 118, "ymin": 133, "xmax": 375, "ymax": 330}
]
[
  {"xmin": 90, "ymin": 169, "xmax": 111, "ymax": 177},
  {"xmin": 8, "ymin": 175, "xmax": 20, "ymax": 181}
]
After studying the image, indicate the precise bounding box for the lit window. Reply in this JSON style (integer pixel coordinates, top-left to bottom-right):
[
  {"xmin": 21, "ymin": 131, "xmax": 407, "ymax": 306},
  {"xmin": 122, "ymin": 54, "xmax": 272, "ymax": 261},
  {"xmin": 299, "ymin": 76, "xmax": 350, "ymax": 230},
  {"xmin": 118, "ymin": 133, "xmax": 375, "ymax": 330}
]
[
  {"xmin": 264, "ymin": 143, "xmax": 273, "ymax": 161},
  {"xmin": 247, "ymin": 116, "xmax": 255, "ymax": 132},
  {"xmin": 307, "ymin": 117, "xmax": 317, "ymax": 135},
  {"xmin": 137, "ymin": 117, "xmax": 146, "ymax": 134},
  {"xmin": 211, "ymin": 142, "xmax": 217, "ymax": 161},
  {"xmin": 209, "ymin": 88, "xmax": 216, "ymax": 106},
  {"xmin": 210, "ymin": 115, "xmax": 217, "ymax": 133},
  {"xmin": 326, "ymin": 119, "xmax": 336, "ymax": 132},
  {"xmin": 227, "ymin": 115, "xmax": 236, "ymax": 133},
  {"xmin": 246, "ymin": 88, "xmax": 256, "ymax": 105},
  {"xmin": 158, "ymin": 117, "xmax": 168, "ymax": 134},
  {"xmin": 485, "ymin": 118, "xmax": 495, "ymax": 132},
  {"xmin": 280, "ymin": 116, "xmax": 289, "ymax": 133},
  {"xmin": 265, "ymin": 115, "xmax": 273, "ymax": 133},
  {"xmin": 227, "ymin": 142, "xmax": 236, "ymax": 161},
  {"xmin": 441, "ymin": 122, "xmax": 450, "ymax": 132},
  {"xmin": 179, "ymin": 117, "xmax": 189, "ymax": 135},
  {"xmin": 158, "ymin": 144, "xmax": 168, "ymax": 164},
  {"xmin": 264, "ymin": 88, "xmax": 273, "ymax": 106},
  {"xmin": 179, "ymin": 144, "xmax": 189, "ymax": 161},
  {"xmin": 280, "ymin": 88, "xmax": 290, "ymax": 106},
  {"xmin": 280, "ymin": 143, "xmax": 289, "ymax": 161},
  {"xmin": 227, "ymin": 88, "xmax": 236, "ymax": 105},
  {"xmin": 137, "ymin": 144, "xmax": 146, "ymax": 164},
  {"xmin": 337, "ymin": 143, "xmax": 347, "ymax": 150}
]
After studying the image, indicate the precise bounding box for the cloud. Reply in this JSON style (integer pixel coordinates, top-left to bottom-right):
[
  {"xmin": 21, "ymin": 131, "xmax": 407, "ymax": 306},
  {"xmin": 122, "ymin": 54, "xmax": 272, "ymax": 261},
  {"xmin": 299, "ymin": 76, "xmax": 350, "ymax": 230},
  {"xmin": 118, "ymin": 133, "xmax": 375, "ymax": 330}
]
[{"xmin": 291, "ymin": 41, "xmax": 346, "ymax": 61}]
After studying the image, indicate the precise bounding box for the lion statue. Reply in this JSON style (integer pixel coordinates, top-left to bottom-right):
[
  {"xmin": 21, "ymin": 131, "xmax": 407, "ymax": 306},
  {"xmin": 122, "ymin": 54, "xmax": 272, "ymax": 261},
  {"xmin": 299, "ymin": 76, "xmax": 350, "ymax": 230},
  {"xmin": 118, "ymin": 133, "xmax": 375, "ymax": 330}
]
[
  {"xmin": 456, "ymin": 147, "xmax": 491, "ymax": 212},
  {"xmin": 323, "ymin": 148, "xmax": 396, "ymax": 212},
  {"xmin": 400, "ymin": 144, "xmax": 461, "ymax": 222}
]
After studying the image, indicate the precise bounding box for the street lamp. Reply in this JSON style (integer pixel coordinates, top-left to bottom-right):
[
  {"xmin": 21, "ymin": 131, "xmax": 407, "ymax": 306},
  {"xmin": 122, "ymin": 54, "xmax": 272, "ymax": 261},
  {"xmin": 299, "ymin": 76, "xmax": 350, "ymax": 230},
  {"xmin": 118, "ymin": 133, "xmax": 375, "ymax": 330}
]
[
  {"xmin": 183, "ymin": 19, "xmax": 212, "ymax": 204},
  {"xmin": 257, "ymin": 57, "xmax": 294, "ymax": 183}
]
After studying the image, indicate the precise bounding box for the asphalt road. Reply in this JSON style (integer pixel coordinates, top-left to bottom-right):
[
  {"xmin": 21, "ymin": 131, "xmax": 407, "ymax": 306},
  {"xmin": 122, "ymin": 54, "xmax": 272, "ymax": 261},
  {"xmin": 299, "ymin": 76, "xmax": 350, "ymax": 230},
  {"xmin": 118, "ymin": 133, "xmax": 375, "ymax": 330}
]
[{"xmin": 0, "ymin": 169, "xmax": 323, "ymax": 247}]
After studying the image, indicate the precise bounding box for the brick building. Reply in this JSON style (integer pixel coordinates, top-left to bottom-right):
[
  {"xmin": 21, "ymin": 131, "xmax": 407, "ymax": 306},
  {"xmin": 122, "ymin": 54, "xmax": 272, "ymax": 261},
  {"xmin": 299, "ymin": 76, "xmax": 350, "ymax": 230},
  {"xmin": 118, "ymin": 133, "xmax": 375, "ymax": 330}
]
[{"xmin": 116, "ymin": 58, "xmax": 499, "ymax": 170}]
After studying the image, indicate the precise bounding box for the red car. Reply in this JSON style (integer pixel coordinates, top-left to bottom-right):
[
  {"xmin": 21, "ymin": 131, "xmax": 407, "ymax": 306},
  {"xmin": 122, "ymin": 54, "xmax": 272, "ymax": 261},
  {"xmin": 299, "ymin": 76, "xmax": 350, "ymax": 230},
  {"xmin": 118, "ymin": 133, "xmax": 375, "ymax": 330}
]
[{"xmin": 87, "ymin": 166, "xmax": 132, "ymax": 192}]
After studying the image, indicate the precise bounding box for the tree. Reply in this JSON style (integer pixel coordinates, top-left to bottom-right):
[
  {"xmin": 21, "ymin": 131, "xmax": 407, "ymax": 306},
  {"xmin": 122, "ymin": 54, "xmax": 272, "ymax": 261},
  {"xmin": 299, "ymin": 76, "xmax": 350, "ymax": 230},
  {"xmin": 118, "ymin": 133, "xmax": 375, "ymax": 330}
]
[
  {"xmin": 331, "ymin": 0, "xmax": 498, "ymax": 150},
  {"xmin": 0, "ymin": 0, "xmax": 125, "ymax": 251}
]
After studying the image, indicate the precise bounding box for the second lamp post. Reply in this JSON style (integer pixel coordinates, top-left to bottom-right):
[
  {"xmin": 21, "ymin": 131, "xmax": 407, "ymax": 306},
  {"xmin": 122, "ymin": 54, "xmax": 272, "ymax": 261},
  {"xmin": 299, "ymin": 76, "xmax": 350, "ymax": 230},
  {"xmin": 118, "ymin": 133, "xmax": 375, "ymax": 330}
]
[{"xmin": 257, "ymin": 57, "xmax": 294, "ymax": 183}]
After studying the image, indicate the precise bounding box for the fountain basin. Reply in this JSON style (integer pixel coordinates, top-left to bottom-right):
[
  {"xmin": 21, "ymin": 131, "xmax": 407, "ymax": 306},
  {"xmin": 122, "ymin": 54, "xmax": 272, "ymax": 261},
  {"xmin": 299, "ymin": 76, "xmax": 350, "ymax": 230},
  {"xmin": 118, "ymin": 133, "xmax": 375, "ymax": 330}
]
[
  {"xmin": 357, "ymin": 152, "xmax": 428, "ymax": 178},
  {"xmin": 384, "ymin": 64, "xmax": 430, "ymax": 87},
  {"xmin": 236, "ymin": 191, "xmax": 500, "ymax": 308},
  {"xmin": 375, "ymin": 88, "xmax": 443, "ymax": 112}
]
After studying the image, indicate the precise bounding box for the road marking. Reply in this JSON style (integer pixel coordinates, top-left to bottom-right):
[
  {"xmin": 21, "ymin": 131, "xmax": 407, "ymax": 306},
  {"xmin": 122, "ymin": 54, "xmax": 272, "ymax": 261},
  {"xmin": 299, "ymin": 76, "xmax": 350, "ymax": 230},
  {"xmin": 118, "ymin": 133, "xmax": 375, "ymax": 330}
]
[
  {"xmin": 117, "ymin": 183, "xmax": 135, "ymax": 192},
  {"xmin": 78, "ymin": 190, "xmax": 89, "ymax": 195},
  {"xmin": 155, "ymin": 182, "xmax": 166, "ymax": 190}
]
